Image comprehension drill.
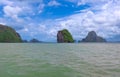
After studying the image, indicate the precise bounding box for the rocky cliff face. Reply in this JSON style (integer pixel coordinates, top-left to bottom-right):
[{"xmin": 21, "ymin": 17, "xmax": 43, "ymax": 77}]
[
  {"xmin": 57, "ymin": 29, "xmax": 74, "ymax": 43},
  {"xmin": 81, "ymin": 31, "xmax": 106, "ymax": 42},
  {"xmin": 0, "ymin": 24, "xmax": 22, "ymax": 42}
]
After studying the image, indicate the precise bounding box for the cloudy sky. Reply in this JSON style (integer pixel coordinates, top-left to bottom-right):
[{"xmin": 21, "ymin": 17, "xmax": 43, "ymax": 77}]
[{"xmin": 0, "ymin": 0, "xmax": 120, "ymax": 42}]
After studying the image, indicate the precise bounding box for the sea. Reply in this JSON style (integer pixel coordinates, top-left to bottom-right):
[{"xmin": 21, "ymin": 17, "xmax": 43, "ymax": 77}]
[{"xmin": 0, "ymin": 43, "xmax": 120, "ymax": 77}]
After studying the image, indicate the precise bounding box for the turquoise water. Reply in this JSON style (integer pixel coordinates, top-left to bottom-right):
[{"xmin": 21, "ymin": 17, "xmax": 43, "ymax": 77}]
[{"xmin": 0, "ymin": 43, "xmax": 120, "ymax": 77}]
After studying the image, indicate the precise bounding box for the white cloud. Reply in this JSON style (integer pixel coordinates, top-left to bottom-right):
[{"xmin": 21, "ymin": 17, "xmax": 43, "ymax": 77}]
[
  {"xmin": 0, "ymin": 0, "xmax": 13, "ymax": 5},
  {"xmin": 4, "ymin": 5, "xmax": 22, "ymax": 16},
  {"xmin": 3, "ymin": 5, "xmax": 23, "ymax": 22},
  {"xmin": 0, "ymin": 0, "xmax": 120, "ymax": 41},
  {"xmin": 48, "ymin": 0, "xmax": 61, "ymax": 6},
  {"xmin": 45, "ymin": 0, "xmax": 120, "ymax": 40},
  {"xmin": 2, "ymin": 0, "xmax": 45, "ymax": 22},
  {"xmin": 38, "ymin": 3, "xmax": 45, "ymax": 13},
  {"xmin": 0, "ymin": 22, "xmax": 6, "ymax": 25},
  {"xmin": 66, "ymin": 0, "xmax": 120, "ymax": 6},
  {"xmin": 11, "ymin": 0, "xmax": 120, "ymax": 41}
]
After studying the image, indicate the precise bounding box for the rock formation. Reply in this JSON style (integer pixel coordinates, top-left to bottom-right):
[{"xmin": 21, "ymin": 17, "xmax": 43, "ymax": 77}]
[
  {"xmin": 81, "ymin": 31, "xmax": 106, "ymax": 42},
  {"xmin": 57, "ymin": 29, "xmax": 74, "ymax": 43},
  {"xmin": 0, "ymin": 24, "xmax": 22, "ymax": 42},
  {"xmin": 29, "ymin": 38, "xmax": 41, "ymax": 43}
]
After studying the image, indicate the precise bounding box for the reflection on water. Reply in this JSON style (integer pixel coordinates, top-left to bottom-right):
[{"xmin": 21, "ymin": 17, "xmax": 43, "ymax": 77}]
[{"xmin": 0, "ymin": 43, "xmax": 120, "ymax": 77}]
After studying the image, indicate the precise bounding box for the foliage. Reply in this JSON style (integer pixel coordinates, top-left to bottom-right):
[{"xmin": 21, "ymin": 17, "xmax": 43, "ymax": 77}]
[
  {"xmin": 0, "ymin": 24, "xmax": 22, "ymax": 42},
  {"xmin": 61, "ymin": 29, "xmax": 74, "ymax": 43}
]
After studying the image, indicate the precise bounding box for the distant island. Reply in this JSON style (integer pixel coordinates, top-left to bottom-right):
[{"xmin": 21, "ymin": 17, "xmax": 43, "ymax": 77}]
[
  {"xmin": 57, "ymin": 29, "xmax": 74, "ymax": 43},
  {"xmin": 81, "ymin": 31, "xmax": 106, "ymax": 42},
  {"xmin": 0, "ymin": 24, "xmax": 110, "ymax": 43},
  {"xmin": 0, "ymin": 24, "xmax": 22, "ymax": 42},
  {"xmin": 29, "ymin": 38, "xmax": 43, "ymax": 43},
  {"xmin": 57, "ymin": 29, "xmax": 106, "ymax": 43}
]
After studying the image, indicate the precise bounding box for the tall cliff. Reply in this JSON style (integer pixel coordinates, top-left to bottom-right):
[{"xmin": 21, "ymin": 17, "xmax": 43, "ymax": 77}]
[
  {"xmin": 81, "ymin": 31, "xmax": 106, "ymax": 42},
  {"xmin": 57, "ymin": 29, "xmax": 74, "ymax": 43},
  {"xmin": 0, "ymin": 24, "xmax": 22, "ymax": 42}
]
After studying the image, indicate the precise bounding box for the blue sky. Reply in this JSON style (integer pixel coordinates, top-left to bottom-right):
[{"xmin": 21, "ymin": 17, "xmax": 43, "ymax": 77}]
[{"xmin": 0, "ymin": 0, "xmax": 120, "ymax": 42}]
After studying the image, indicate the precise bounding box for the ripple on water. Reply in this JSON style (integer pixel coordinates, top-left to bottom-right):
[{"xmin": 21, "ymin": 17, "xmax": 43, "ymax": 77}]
[{"xmin": 0, "ymin": 43, "xmax": 119, "ymax": 77}]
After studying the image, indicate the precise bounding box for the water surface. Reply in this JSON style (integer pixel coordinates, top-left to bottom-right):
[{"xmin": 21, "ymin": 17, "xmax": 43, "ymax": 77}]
[{"xmin": 0, "ymin": 43, "xmax": 120, "ymax": 77}]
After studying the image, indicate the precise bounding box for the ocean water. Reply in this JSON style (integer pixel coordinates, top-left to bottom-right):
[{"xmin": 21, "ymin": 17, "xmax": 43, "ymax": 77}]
[{"xmin": 0, "ymin": 43, "xmax": 120, "ymax": 77}]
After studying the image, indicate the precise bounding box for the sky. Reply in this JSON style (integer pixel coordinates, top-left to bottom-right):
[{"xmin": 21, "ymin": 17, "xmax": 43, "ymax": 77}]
[{"xmin": 0, "ymin": 0, "xmax": 120, "ymax": 42}]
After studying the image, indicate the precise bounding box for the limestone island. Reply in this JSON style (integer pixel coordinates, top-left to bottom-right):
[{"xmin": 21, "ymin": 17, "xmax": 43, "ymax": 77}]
[
  {"xmin": 0, "ymin": 24, "xmax": 22, "ymax": 42},
  {"xmin": 81, "ymin": 31, "xmax": 106, "ymax": 42},
  {"xmin": 57, "ymin": 29, "xmax": 74, "ymax": 43}
]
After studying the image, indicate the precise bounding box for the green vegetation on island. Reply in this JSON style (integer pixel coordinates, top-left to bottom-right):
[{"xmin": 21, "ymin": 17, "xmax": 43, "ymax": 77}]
[
  {"xmin": 0, "ymin": 24, "xmax": 107, "ymax": 43},
  {"xmin": 0, "ymin": 24, "xmax": 22, "ymax": 42},
  {"xmin": 57, "ymin": 29, "xmax": 74, "ymax": 43}
]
